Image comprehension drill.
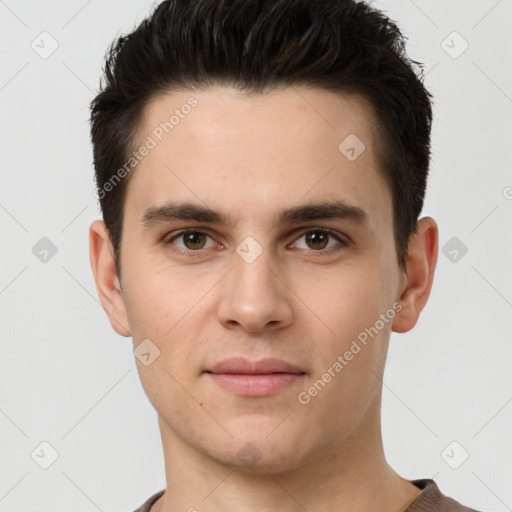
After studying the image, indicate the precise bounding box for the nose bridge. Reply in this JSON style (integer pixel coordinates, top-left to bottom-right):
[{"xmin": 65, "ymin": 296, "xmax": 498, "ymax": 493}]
[
  {"xmin": 232, "ymin": 238, "xmax": 279, "ymax": 301},
  {"xmin": 217, "ymin": 236, "xmax": 293, "ymax": 331}
]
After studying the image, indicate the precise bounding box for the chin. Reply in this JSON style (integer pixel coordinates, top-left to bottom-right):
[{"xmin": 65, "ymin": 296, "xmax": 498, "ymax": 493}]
[
  {"xmin": 201, "ymin": 424, "xmax": 307, "ymax": 474},
  {"xmin": 210, "ymin": 444, "xmax": 304, "ymax": 475}
]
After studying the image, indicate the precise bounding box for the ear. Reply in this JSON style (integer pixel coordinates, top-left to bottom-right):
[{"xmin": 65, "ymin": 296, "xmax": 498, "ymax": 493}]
[
  {"xmin": 89, "ymin": 219, "xmax": 131, "ymax": 337},
  {"xmin": 392, "ymin": 216, "xmax": 439, "ymax": 333}
]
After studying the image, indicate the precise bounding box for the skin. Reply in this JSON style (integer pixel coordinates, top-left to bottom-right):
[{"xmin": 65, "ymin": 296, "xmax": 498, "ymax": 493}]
[{"xmin": 89, "ymin": 85, "xmax": 438, "ymax": 512}]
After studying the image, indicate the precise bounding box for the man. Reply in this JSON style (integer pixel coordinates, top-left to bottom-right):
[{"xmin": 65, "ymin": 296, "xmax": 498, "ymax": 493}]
[{"xmin": 88, "ymin": 1, "xmax": 480, "ymax": 511}]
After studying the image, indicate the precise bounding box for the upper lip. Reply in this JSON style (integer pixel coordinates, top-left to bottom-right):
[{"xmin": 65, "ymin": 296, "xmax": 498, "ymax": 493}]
[{"xmin": 206, "ymin": 357, "xmax": 305, "ymax": 375}]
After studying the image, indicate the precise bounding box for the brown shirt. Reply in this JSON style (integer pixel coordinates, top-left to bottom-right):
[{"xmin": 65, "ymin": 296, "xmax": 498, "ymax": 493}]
[{"xmin": 132, "ymin": 478, "xmax": 481, "ymax": 512}]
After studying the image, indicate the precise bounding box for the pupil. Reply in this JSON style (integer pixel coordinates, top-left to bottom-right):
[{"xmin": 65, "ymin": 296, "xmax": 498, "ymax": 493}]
[
  {"xmin": 307, "ymin": 232, "xmax": 327, "ymax": 250},
  {"xmin": 186, "ymin": 233, "xmax": 205, "ymax": 249}
]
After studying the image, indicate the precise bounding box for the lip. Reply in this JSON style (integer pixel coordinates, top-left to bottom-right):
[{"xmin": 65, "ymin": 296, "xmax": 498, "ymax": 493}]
[
  {"xmin": 207, "ymin": 357, "xmax": 305, "ymax": 375},
  {"xmin": 204, "ymin": 357, "xmax": 306, "ymax": 397}
]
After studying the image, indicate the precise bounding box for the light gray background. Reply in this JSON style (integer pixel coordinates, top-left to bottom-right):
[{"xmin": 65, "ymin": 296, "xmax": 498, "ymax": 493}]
[{"xmin": 0, "ymin": 0, "xmax": 511, "ymax": 510}]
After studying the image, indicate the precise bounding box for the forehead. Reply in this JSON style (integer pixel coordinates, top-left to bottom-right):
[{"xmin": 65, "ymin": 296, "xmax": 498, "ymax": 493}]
[{"xmin": 125, "ymin": 85, "xmax": 391, "ymax": 234}]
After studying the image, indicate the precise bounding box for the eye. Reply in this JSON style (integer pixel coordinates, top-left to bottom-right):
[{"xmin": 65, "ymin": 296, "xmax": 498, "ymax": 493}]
[
  {"xmin": 164, "ymin": 230, "xmax": 217, "ymax": 254},
  {"xmin": 291, "ymin": 228, "xmax": 348, "ymax": 252},
  {"xmin": 163, "ymin": 227, "xmax": 349, "ymax": 257}
]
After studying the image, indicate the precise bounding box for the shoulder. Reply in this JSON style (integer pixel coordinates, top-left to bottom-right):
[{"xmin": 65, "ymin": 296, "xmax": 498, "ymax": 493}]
[
  {"xmin": 407, "ymin": 479, "xmax": 482, "ymax": 512},
  {"xmin": 132, "ymin": 481, "xmax": 483, "ymax": 512},
  {"xmin": 131, "ymin": 489, "xmax": 165, "ymax": 512}
]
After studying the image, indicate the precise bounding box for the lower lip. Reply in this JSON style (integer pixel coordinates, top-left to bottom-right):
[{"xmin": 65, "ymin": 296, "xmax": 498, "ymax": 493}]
[{"xmin": 206, "ymin": 372, "xmax": 305, "ymax": 396}]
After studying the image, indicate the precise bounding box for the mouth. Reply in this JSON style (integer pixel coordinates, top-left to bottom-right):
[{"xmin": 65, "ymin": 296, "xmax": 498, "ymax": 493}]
[{"xmin": 204, "ymin": 357, "xmax": 306, "ymax": 397}]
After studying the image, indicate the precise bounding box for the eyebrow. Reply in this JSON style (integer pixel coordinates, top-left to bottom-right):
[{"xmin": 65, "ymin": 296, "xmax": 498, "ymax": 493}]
[{"xmin": 139, "ymin": 200, "xmax": 369, "ymax": 230}]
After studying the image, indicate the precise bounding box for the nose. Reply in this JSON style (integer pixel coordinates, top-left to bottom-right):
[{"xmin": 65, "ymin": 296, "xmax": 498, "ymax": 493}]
[{"xmin": 216, "ymin": 243, "xmax": 294, "ymax": 333}]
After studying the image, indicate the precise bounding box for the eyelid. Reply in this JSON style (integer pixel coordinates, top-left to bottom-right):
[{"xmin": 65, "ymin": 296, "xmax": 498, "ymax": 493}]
[
  {"xmin": 291, "ymin": 227, "xmax": 349, "ymax": 243},
  {"xmin": 163, "ymin": 227, "xmax": 350, "ymax": 256},
  {"xmin": 163, "ymin": 228, "xmax": 219, "ymax": 256}
]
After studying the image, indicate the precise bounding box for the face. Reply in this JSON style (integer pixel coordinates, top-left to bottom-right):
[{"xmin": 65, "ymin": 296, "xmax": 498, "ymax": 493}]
[{"xmin": 91, "ymin": 85, "xmax": 431, "ymax": 474}]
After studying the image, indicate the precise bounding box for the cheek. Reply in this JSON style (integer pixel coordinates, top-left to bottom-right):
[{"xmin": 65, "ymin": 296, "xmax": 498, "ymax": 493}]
[
  {"xmin": 294, "ymin": 260, "xmax": 394, "ymax": 388},
  {"xmin": 125, "ymin": 272, "xmax": 202, "ymax": 411},
  {"xmin": 123, "ymin": 267, "xmax": 213, "ymax": 385},
  {"xmin": 298, "ymin": 270, "xmax": 390, "ymax": 418},
  {"xmin": 123, "ymin": 266, "xmax": 195, "ymax": 340},
  {"xmin": 298, "ymin": 263, "xmax": 385, "ymax": 331}
]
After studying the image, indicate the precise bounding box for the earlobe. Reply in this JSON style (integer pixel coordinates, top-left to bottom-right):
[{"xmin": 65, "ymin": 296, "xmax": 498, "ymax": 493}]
[
  {"xmin": 391, "ymin": 216, "xmax": 439, "ymax": 334},
  {"xmin": 89, "ymin": 219, "xmax": 131, "ymax": 337}
]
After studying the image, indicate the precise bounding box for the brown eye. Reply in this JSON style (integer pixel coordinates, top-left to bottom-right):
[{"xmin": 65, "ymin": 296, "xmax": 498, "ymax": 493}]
[
  {"xmin": 305, "ymin": 231, "xmax": 329, "ymax": 250},
  {"xmin": 165, "ymin": 230, "xmax": 216, "ymax": 253},
  {"xmin": 182, "ymin": 232, "xmax": 207, "ymax": 250},
  {"xmin": 292, "ymin": 229, "xmax": 347, "ymax": 252}
]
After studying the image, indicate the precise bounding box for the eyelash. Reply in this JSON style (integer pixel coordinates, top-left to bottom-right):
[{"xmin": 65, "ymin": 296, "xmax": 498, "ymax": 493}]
[{"xmin": 162, "ymin": 228, "xmax": 349, "ymax": 258}]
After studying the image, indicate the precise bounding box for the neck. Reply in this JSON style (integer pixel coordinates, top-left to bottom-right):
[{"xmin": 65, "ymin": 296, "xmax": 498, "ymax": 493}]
[{"xmin": 153, "ymin": 393, "xmax": 421, "ymax": 512}]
